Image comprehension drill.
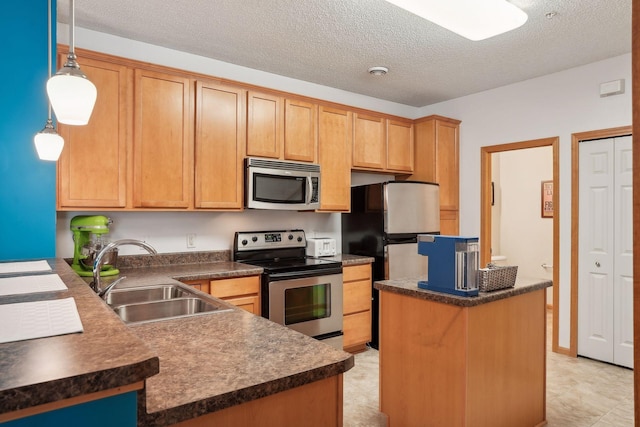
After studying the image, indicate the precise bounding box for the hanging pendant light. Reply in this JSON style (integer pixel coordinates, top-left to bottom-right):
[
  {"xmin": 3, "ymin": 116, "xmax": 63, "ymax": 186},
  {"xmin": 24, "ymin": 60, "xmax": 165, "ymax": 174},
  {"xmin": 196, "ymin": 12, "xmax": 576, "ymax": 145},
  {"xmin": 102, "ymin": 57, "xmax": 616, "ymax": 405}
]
[
  {"xmin": 35, "ymin": 0, "xmax": 64, "ymax": 161},
  {"xmin": 46, "ymin": 0, "xmax": 97, "ymax": 125}
]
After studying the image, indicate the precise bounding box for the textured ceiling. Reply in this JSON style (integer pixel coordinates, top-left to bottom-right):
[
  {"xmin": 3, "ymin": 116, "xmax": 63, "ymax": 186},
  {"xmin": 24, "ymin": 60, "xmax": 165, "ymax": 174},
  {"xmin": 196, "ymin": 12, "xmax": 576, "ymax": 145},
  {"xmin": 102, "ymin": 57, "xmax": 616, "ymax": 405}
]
[{"xmin": 57, "ymin": 0, "xmax": 632, "ymax": 107}]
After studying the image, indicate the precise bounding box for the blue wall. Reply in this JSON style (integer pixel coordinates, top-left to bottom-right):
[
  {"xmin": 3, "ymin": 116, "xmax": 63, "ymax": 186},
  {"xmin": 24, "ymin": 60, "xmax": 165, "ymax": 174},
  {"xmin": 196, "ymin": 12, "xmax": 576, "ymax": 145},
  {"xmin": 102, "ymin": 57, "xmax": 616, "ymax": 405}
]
[
  {"xmin": 0, "ymin": 0, "xmax": 57, "ymax": 260},
  {"xmin": 3, "ymin": 391, "xmax": 137, "ymax": 427}
]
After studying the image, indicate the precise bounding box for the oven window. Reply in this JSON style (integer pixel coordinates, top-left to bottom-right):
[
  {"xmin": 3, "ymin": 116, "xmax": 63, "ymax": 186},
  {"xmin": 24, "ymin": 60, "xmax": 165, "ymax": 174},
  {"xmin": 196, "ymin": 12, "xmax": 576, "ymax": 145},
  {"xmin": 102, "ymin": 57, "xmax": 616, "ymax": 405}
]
[
  {"xmin": 254, "ymin": 174, "xmax": 306, "ymax": 203},
  {"xmin": 284, "ymin": 283, "xmax": 330, "ymax": 325}
]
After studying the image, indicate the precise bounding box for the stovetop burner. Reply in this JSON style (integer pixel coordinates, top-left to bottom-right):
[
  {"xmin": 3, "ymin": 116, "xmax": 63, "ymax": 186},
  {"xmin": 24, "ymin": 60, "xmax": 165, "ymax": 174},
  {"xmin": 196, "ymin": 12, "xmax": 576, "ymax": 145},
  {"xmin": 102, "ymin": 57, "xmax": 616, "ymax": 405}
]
[
  {"xmin": 246, "ymin": 257, "xmax": 340, "ymax": 273},
  {"xmin": 233, "ymin": 230, "xmax": 342, "ymax": 275}
]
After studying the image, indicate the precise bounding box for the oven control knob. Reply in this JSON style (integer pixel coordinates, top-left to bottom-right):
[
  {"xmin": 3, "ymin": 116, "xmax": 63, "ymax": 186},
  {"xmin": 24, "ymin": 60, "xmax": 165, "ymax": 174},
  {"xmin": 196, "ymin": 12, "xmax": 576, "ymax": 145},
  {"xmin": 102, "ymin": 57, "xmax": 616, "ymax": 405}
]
[
  {"xmin": 288, "ymin": 234, "xmax": 293, "ymax": 240},
  {"xmin": 241, "ymin": 239, "xmax": 248, "ymax": 246},
  {"xmin": 252, "ymin": 236, "xmax": 258, "ymax": 242},
  {"xmin": 297, "ymin": 236, "xmax": 302, "ymax": 242}
]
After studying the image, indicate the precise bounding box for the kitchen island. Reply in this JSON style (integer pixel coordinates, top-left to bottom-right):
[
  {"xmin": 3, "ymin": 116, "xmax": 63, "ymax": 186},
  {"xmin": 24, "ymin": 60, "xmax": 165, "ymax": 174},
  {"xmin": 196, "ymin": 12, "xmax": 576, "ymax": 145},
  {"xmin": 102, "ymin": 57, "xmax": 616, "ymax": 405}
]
[
  {"xmin": 374, "ymin": 276, "xmax": 552, "ymax": 427},
  {"xmin": 0, "ymin": 257, "xmax": 354, "ymax": 427}
]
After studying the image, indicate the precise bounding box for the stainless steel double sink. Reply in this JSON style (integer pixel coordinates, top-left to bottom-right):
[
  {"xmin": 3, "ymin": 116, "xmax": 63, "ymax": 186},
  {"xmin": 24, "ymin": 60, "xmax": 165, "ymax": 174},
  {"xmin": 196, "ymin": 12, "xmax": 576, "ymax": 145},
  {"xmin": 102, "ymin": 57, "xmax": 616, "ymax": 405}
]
[{"xmin": 105, "ymin": 283, "xmax": 232, "ymax": 324}]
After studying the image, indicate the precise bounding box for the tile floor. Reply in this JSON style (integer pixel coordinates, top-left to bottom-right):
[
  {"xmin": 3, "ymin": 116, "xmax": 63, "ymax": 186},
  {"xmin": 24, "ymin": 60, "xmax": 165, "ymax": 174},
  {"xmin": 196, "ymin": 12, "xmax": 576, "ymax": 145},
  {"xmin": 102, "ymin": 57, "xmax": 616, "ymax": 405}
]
[{"xmin": 343, "ymin": 311, "xmax": 634, "ymax": 427}]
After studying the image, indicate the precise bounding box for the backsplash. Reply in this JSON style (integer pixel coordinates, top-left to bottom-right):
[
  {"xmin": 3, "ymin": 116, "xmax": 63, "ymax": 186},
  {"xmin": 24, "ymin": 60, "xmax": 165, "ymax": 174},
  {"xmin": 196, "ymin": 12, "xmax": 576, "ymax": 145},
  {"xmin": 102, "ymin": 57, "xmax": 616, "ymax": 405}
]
[
  {"xmin": 56, "ymin": 210, "xmax": 342, "ymax": 258},
  {"xmin": 55, "ymin": 173, "xmax": 392, "ymax": 259}
]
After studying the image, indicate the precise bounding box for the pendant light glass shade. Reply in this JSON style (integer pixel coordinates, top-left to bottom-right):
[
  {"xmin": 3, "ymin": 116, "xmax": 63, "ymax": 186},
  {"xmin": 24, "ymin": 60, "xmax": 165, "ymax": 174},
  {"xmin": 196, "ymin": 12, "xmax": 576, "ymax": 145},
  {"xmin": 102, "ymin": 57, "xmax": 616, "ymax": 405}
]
[
  {"xmin": 385, "ymin": 0, "xmax": 528, "ymax": 41},
  {"xmin": 47, "ymin": 57, "xmax": 97, "ymax": 125},
  {"xmin": 46, "ymin": 0, "xmax": 96, "ymax": 125},
  {"xmin": 35, "ymin": 0, "xmax": 64, "ymax": 161},
  {"xmin": 34, "ymin": 119, "xmax": 65, "ymax": 161}
]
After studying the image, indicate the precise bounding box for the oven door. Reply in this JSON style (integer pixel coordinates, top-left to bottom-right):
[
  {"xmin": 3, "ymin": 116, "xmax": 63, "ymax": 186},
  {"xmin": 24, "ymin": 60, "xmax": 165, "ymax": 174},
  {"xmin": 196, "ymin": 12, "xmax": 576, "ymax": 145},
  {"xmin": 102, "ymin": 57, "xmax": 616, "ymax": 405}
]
[{"xmin": 267, "ymin": 273, "xmax": 343, "ymax": 339}]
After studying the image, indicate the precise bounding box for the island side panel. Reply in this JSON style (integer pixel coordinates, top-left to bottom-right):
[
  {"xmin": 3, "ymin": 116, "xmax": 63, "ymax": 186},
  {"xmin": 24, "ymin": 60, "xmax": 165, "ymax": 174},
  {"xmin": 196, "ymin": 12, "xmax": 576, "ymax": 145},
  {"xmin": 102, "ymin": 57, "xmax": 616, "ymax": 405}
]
[
  {"xmin": 169, "ymin": 375, "xmax": 343, "ymax": 427},
  {"xmin": 379, "ymin": 290, "xmax": 467, "ymax": 426},
  {"xmin": 466, "ymin": 289, "xmax": 547, "ymax": 427}
]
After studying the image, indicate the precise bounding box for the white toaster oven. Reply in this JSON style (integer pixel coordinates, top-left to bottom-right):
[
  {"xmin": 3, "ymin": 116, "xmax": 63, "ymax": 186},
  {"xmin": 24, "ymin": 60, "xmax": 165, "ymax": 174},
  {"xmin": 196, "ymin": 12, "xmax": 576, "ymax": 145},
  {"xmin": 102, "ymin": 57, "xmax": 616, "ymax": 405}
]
[{"xmin": 306, "ymin": 238, "xmax": 337, "ymax": 257}]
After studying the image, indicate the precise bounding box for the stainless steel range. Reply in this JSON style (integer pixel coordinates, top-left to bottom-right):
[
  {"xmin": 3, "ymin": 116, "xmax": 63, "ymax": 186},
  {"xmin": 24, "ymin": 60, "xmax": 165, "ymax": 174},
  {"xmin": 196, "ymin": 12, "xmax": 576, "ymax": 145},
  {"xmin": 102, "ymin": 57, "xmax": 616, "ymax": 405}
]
[{"xmin": 233, "ymin": 230, "xmax": 344, "ymax": 349}]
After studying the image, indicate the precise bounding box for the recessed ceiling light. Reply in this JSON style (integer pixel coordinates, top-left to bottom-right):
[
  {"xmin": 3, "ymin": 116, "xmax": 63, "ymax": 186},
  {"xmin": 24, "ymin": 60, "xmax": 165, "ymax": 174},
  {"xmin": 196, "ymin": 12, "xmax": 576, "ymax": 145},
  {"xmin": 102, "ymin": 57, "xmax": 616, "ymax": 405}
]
[
  {"xmin": 384, "ymin": 0, "xmax": 528, "ymax": 41},
  {"xmin": 368, "ymin": 66, "xmax": 389, "ymax": 76}
]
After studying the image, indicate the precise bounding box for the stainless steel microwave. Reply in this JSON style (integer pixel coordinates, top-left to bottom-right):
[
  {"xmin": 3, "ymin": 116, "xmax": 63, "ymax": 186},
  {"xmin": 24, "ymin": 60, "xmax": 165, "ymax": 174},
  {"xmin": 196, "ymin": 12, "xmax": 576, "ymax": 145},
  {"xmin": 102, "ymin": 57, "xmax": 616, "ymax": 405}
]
[{"xmin": 245, "ymin": 157, "xmax": 320, "ymax": 210}]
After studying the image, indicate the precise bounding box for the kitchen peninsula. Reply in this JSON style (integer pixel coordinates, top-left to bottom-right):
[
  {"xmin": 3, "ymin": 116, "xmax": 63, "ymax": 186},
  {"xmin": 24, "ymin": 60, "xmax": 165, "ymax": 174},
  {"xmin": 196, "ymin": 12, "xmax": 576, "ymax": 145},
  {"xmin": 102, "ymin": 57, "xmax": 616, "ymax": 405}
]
[
  {"xmin": 375, "ymin": 277, "xmax": 551, "ymax": 427},
  {"xmin": 0, "ymin": 258, "xmax": 354, "ymax": 427}
]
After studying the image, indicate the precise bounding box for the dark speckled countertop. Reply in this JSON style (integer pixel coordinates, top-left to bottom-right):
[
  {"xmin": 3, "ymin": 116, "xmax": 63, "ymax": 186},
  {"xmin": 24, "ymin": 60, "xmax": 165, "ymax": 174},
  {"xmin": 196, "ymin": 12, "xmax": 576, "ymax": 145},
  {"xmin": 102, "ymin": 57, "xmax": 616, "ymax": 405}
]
[
  {"xmin": 0, "ymin": 259, "xmax": 159, "ymax": 416},
  {"xmin": 374, "ymin": 276, "xmax": 552, "ymax": 307},
  {"xmin": 322, "ymin": 254, "xmax": 375, "ymax": 266},
  {"xmin": 0, "ymin": 253, "xmax": 365, "ymax": 426},
  {"xmin": 108, "ymin": 256, "xmax": 355, "ymax": 426}
]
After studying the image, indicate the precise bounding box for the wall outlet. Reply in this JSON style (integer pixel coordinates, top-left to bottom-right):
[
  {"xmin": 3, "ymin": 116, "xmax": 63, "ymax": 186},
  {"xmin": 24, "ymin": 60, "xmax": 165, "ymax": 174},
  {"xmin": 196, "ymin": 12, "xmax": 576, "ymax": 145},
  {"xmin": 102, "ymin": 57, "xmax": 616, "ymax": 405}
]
[{"xmin": 186, "ymin": 233, "xmax": 196, "ymax": 248}]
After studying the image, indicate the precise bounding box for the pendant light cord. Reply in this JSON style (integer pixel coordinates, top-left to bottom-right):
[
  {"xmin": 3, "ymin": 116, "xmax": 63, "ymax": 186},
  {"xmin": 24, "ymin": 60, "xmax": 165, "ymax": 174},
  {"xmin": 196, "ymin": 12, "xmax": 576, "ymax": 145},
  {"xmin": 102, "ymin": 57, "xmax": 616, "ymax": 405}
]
[
  {"xmin": 69, "ymin": 0, "xmax": 75, "ymax": 53},
  {"xmin": 47, "ymin": 0, "xmax": 53, "ymax": 121}
]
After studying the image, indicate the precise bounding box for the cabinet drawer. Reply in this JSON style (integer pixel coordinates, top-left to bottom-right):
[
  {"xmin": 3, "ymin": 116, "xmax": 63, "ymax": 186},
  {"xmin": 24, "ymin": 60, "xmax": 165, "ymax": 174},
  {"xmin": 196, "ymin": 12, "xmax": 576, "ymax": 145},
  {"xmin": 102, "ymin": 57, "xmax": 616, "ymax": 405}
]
[
  {"xmin": 343, "ymin": 264, "xmax": 371, "ymax": 282},
  {"xmin": 210, "ymin": 276, "xmax": 260, "ymax": 299},
  {"xmin": 343, "ymin": 311, "xmax": 371, "ymax": 348},
  {"xmin": 226, "ymin": 295, "xmax": 260, "ymax": 315},
  {"xmin": 343, "ymin": 279, "xmax": 371, "ymax": 315}
]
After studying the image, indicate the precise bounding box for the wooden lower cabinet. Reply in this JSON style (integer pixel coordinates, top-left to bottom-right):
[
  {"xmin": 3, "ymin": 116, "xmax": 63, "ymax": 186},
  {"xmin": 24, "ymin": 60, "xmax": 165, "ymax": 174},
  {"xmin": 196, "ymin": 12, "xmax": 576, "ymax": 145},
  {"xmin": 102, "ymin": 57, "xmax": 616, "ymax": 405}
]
[
  {"xmin": 342, "ymin": 264, "xmax": 372, "ymax": 352},
  {"xmin": 223, "ymin": 294, "xmax": 260, "ymax": 314},
  {"xmin": 180, "ymin": 279, "xmax": 210, "ymax": 294},
  {"xmin": 171, "ymin": 375, "xmax": 343, "ymax": 427},
  {"xmin": 181, "ymin": 276, "xmax": 260, "ymax": 315},
  {"xmin": 379, "ymin": 289, "xmax": 546, "ymax": 427},
  {"xmin": 209, "ymin": 276, "xmax": 261, "ymax": 315}
]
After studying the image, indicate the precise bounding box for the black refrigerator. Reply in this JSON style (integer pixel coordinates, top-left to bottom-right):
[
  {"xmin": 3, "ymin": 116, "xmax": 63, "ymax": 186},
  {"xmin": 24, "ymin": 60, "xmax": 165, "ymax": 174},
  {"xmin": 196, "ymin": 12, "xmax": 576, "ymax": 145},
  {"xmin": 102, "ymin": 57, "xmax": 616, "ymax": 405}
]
[{"xmin": 341, "ymin": 181, "xmax": 440, "ymax": 349}]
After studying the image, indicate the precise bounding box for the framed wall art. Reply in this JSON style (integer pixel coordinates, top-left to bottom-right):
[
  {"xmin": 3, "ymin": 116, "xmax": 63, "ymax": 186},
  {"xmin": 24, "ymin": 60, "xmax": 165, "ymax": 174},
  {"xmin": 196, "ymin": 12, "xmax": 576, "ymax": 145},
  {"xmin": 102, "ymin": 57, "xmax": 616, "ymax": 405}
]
[{"xmin": 541, "ymin": 180, "xmax": 553, "ymax": 218}]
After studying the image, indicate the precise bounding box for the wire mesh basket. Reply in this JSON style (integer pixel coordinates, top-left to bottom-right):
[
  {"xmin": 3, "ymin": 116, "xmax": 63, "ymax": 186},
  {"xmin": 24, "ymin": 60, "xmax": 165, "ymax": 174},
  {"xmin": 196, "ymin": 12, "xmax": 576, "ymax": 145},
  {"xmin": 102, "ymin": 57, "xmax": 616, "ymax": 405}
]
[{"xmin": 477, "ymin": 264, "xmax": 518, "ymax": 292}]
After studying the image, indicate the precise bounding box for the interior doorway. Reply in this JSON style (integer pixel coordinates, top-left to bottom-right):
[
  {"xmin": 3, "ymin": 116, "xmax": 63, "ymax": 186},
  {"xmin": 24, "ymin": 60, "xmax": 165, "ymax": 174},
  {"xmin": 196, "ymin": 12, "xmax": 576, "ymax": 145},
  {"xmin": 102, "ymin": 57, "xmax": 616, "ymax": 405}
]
[
  {"xmin": 570, "ymin": 126, "xmax": 633, "ymax": 358},
  {"xmin": 480, "ymin": 137, "xmax": 560, "ymax": 351}
]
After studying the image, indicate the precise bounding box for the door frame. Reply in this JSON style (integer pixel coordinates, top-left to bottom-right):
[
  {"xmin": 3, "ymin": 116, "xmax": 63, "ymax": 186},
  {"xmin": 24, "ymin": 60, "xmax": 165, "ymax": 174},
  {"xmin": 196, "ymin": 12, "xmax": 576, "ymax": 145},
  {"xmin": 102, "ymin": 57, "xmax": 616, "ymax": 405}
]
[
  {"xmin": 480, "ymin": 137, "xmax": 559, "ymax": 351},
  {"xmin": 570, "ymin": 126, "xmax": 633, "ymax": 357}
]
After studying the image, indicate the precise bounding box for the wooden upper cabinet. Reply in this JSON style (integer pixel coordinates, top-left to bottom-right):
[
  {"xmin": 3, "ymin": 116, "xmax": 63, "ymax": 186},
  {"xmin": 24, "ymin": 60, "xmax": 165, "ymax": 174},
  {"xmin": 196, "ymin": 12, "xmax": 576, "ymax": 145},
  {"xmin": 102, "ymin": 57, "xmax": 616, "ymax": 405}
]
[
  {"xmin": 407, "ymin": 115, "xmax": 461, "ymax": 234},
  {"xmin": 317, "ymin": 106, "xmax": 353, "ymax": 212},
  {"xmin": 57, "ymin": 55, "xmax": 131, "ymax": 209},
  {"xmin": 352, "ymin": 113, "xmax": 386, "ymax": 170},
  {"xmin": 435, "ymin": 121, "xmax": 459, "ymax": 212},
  {"xmin": 284, "ymin": 99, "xmax": 317, "ymax": 162},
  {"xmin": 133, "ymin": 69, "xmax": 193, "ymax": 208},
  {"xmin": 386, "ymin": 119, "xmax": 414, "ymax": 173},
  {"xmin": 246, "ymin": 91, "xmax": 283, "ymax": 159},
  {"xmin": 195, "ymin": 81, "xmax": 246, "ymax": 209}
]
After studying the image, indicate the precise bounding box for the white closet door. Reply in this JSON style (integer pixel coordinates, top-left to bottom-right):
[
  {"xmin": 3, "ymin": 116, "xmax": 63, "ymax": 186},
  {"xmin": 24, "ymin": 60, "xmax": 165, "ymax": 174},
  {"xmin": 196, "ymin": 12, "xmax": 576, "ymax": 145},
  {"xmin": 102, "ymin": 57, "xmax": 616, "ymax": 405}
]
[
  {"xmin": 613, "ymin": 136, "xmax": 633, "ymax": 368},
  {"xmin": 578, "ymin": 136, "xmax": 633, "ymax": 368},
  {"xmin": 578, "ymin": 139, "xmax": 614, "ymax": 363}
]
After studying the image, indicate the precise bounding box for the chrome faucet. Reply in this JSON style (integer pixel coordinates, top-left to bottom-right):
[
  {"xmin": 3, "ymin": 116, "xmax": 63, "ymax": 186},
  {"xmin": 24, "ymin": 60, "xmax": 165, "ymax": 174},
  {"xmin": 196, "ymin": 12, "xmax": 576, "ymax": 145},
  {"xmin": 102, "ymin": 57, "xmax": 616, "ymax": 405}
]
[{"xmin": 91, "ymin": 239, "xmax": 157, "ymax": 296}]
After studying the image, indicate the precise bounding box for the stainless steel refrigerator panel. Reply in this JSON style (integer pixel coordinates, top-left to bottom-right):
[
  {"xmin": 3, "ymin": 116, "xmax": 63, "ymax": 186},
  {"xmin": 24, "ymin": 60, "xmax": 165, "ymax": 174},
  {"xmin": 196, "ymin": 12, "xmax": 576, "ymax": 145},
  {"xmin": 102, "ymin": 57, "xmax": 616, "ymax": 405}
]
[
  {"xmin": 384, "ymin": 182, "xmax": 440, "ymax": 234},
  {"xmin": 385, "ymin": 243, "xmax": 428, "ymax": 280}
]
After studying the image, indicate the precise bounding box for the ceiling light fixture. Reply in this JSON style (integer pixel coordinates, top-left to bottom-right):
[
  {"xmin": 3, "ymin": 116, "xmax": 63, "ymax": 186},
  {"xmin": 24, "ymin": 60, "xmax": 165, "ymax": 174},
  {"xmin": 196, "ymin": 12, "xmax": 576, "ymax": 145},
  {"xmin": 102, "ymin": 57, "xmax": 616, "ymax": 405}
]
[
  {"xmin": 385, "ymin": 0, "xmax": 528, "ymax": 41},
  {"xmin": 46, "ymin": 0, "xmax": 97, "ymax": 125},
  {"xmin": 369, "ymin": 66, "xmax": 389, "ymax": 76},
  {"xmin": 34, "ymin": 0, "xmax": 64, "ymax": 161}
]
